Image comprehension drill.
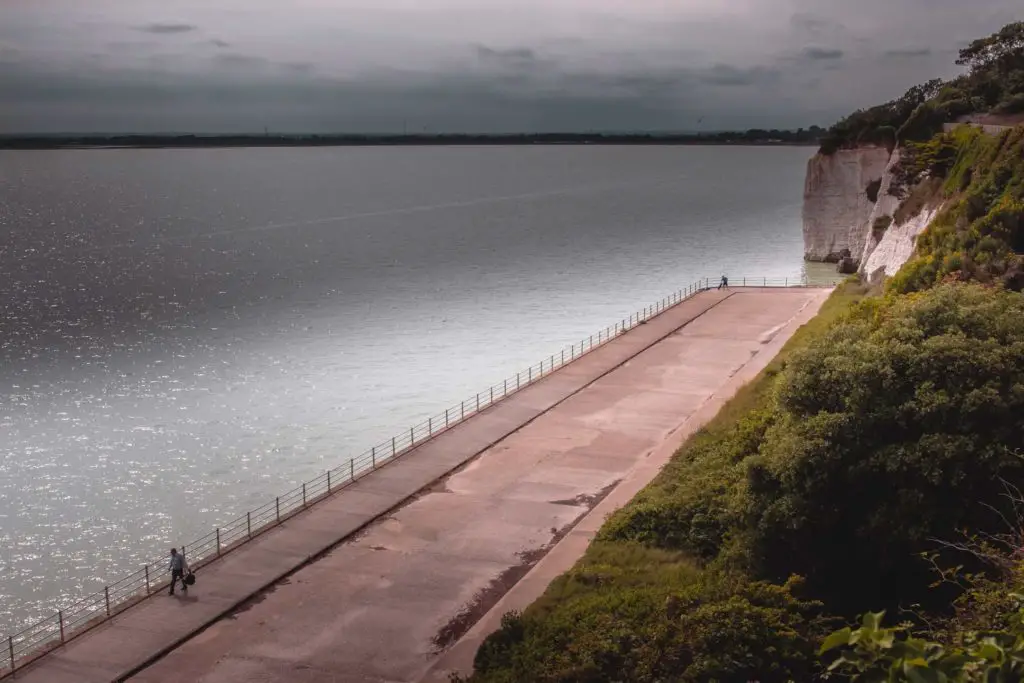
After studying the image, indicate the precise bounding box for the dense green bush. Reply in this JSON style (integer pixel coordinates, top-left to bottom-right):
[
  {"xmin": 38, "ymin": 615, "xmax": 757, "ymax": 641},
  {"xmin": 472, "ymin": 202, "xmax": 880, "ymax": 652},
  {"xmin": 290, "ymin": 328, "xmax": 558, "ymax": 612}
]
[
  {"xmin": 471, "ymin": 568, "xmax": 831, "ymax": 683},
  {"xmin": 741, "ymin": 284, "xmax": 1024, "ymax": 614}
]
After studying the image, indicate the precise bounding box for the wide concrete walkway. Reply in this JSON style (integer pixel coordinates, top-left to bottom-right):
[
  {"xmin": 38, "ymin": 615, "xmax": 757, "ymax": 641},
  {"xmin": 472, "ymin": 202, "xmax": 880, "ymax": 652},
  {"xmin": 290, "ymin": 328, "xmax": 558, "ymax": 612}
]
[{"xmin": 10, "ymin": 287, "xmax": 829, "ymax": 683}]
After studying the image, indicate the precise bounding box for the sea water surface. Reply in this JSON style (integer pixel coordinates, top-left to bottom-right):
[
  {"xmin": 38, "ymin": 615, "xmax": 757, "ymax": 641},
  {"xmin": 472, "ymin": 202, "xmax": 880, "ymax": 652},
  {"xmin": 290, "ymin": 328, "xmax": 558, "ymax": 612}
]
[{"xmin": 0, "ymin": 144, "xmax": 823, "ymax": 634}]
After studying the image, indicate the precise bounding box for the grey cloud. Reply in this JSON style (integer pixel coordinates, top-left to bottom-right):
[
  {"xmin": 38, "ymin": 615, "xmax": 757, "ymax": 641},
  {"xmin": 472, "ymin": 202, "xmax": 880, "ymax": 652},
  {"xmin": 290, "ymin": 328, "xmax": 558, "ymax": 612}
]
[
  {"xmin": 136, "ymin": 23, "xmax": 197, "ymax": 35},
  {"xmin": 884, "ymin": 48, "xmax": 932, "ymax": 58},
  {"xmin": 283, "ymin": 62, "xmax": 315, "ymax": 75},
  {"xmin": 790, "ymin": 13, "xmax": 839, "ymax": 35},
  {"xmin": 214, "ymin": 53, "xmax": 269, "ymax": 69},
  {"xmin": 697, "ymin": 64, "xmax": 780, "ymax": 87},
  {"xmin": 472, "ymin": 45, "xmax": 557, "ymax": 73},
  {"xmin": 801, "ymin": 46, "xmax": 844, "ymax": 60},
  {"xmin": 207, "ymin": 39, "xmax": 231, "ymax": 48}
]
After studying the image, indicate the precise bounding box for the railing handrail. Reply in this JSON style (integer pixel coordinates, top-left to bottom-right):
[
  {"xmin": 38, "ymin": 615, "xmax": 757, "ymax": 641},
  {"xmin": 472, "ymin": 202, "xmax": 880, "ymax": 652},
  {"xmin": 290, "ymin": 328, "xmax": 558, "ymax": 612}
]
[{"xmin": 1, "ymin": 274, "xmax": 842, "ymax": 676}]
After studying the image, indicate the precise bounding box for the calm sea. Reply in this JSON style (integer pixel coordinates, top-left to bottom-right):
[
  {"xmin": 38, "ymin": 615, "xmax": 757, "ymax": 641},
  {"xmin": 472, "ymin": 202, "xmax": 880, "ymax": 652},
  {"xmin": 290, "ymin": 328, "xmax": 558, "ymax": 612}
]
[{"xmin": 0, "ymin": 144, "xmax": 824, "ymax": 633}]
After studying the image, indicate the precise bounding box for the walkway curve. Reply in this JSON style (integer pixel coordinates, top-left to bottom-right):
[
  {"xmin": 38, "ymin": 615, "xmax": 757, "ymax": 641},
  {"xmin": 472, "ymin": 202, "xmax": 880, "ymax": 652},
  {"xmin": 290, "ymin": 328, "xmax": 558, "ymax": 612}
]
[{"xmin": 7, "ymin": 287, "xmax": 793, "ymax": 683}]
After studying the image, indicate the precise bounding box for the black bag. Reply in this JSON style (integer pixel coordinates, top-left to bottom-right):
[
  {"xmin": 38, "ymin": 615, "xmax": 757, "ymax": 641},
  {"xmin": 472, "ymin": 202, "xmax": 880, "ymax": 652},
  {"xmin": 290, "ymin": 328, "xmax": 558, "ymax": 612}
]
[{"xmin": 184, "ymin": 571, "xmax": 196, "ymax": 586}]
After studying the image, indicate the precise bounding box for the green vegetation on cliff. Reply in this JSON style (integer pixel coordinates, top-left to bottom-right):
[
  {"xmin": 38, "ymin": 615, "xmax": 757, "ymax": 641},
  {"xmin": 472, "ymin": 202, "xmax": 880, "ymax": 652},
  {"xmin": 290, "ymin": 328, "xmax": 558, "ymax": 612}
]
[
  {"xmin": 460, "ymin": 20, "xmax": 1024, "ymax": 683},
  {"xmin": 889, "ymin": 125, "xmax": 1024, "ymax": 292},
  {"xmin": 819, "ymin": 21, "xmax": 1024, "ymax": 155}
]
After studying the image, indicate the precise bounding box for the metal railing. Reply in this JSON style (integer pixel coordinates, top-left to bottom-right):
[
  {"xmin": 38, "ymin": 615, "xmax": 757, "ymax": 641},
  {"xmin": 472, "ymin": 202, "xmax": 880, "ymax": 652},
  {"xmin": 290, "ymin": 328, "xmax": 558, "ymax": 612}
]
[{"xmin": 1, "ymin": 274, "xmax": 841, "ymax": 676}]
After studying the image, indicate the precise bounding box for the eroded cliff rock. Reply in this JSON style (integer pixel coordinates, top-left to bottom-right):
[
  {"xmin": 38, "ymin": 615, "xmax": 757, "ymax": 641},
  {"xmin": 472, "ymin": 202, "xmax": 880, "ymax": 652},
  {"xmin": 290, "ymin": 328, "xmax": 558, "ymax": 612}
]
[
  {"xmin": 803, "ymin": 145, "xmax": 943, "ymax": 280},
  {"xmin": 802, "ymin": 147, "xmax": 891, "ymax": 262},
  {"xmin": 862, "ymin": 204, "xmax": 942, "ymax": 282}
]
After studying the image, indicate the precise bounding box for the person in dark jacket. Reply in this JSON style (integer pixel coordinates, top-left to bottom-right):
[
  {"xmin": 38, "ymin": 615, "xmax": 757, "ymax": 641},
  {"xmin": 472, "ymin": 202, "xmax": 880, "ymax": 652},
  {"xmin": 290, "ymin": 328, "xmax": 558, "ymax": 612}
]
[
  {"xmin": 718, "ymin": 275, "xmax": 729, "ymax": 290},
  {"xmin": 168, "ymin": 548, "xmax": 189, "ymax": 595}
]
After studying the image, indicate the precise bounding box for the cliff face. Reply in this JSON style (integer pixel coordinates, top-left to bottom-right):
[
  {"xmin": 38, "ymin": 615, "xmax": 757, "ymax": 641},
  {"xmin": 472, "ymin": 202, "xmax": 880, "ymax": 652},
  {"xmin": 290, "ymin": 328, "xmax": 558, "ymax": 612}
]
[
  {"xmin": 862, "ymin": 204, "xmax": 942, "ymax": 281},
  {"xmin": 802, "ymin": 147, "xmax": 891, "ymax": 262},
  {"xmin": 803, "ymin": 145, "xmax": 942, "ymax": 279}
]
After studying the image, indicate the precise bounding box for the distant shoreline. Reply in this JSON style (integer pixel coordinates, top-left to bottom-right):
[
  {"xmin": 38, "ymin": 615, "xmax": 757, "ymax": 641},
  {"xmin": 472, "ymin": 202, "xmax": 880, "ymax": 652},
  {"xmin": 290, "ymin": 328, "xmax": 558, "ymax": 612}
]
[{"xmin": 0, "ymin": 132, "xmax": 823, "ymax": 150}]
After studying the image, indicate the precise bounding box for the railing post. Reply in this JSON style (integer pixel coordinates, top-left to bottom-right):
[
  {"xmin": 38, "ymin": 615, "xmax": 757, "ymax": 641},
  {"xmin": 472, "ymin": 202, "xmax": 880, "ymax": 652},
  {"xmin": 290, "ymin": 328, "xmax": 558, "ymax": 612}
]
[
  {"xmin": 517, "ymin": 372, "xmax": 520, "ymax": 389},
  {"xmin": 528, "ymin": 366, "xmax": 532, "ymax": 383},
  {"xmin": 372, "ymin": 445, "xmax": 377, "ymax": 467},
  {"xmin": 275, "ymin": 497, "xmax": 280, "ymax": 523},
  {"xmin": 326, "ymin": 470, "xmax": 331, "ymax": 493},
  {"xmin": 216, "ymin": 527, "xmax": 221, "ymax": 555},
  {"xmin": 105, "ymin": 586, "xmax": 111, "ymax": 616},
  {"xmin": 503, "ymin": 379, "xmax": 508, "ymax": 396},
  {"xmin": 445, "ymin": 409, "xmax": 449, "ymax": 427},
  {"xmin": 428, "ymin": 417, "xmax": 432, "ymax": 435},
  {"xmin": 247, "ymin": 511, "xmax": 252, "ymax": 538},
  {"xmin": 351, "ymin": 460, "xmax": 355, "ymax": 479},
  {"xmin": 476, "ymin": 393, "xmax": 480, "ymax": 411},
  {"xmin": 145, "ymin": 565, "xmax": 150, "ymax": 595},
  {"xmin": 763, "ymin": 277, "xmax": 766, "ymax": 286},
  {"xmin": 302, "ymin": 483, "xmax": 307, "ymax": 508},
  {"xmin": 410, "ymin": 426, "xmax": 414, "ymax": 446},
  {"xmin": 461, "ymin": 401, "xmax": 465, "ymax": 420},
  {"xmin": 490, "ymin": 386, "xmax": 494, "ymax": 404},
  {"xmin": 392, "ymin": 437, "xmax": 397, "ymax": 456},
  {"xmin": 9, "ymin": 635, "xmax": 14, "ymax": 674}
]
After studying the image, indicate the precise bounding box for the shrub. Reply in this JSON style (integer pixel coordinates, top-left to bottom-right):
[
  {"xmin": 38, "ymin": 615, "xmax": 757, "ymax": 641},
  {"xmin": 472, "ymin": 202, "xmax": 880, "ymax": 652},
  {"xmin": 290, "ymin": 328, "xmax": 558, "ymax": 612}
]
[
  {"xmin": 821, "ymin": 605, "xmax": 1024, "ymax": 683},
  {"xmin": 739, "ymin": 284, "xmax": 1024, "ymax": 615},
  {"xmin": 471, "ymin": 570, "xmax": 832, "ymax": 683},
  {"xmin": 994, "ymin": 92, "xmax": 1024, "ymax": 114}
]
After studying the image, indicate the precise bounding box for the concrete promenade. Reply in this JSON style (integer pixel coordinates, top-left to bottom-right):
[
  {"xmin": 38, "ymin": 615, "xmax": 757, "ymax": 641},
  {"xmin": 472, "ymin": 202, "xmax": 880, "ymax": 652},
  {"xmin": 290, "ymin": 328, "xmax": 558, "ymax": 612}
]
[{"xmin": 10, "ymin": 287, "xmax": 830, "ymax": 683}]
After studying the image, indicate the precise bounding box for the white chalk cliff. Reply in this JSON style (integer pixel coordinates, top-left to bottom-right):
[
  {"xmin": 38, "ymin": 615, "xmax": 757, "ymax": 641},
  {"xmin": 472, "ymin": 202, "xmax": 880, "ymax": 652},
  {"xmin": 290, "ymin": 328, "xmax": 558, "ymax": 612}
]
[
  {"xmin": 802, "ymin": 147, "xmax": 890, "ymax": 262},
  {"xmin": 803, "ymin": 145, "xmax": 942, "ymax": 280},
  {"xmin": 862, "ymin": 204, "xmax": 942, "ymax": 281}
]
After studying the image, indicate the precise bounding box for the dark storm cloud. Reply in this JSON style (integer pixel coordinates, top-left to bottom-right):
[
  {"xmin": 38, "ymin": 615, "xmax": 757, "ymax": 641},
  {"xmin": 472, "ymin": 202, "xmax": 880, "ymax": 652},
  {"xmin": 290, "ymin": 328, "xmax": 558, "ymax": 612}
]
[
  {"xmin": 136, "ymin": 23, "xmax": 197, "ymax": 35},
  {"xmin": 801, "ymin": 46, "xmax": 844, "ymax": 60},
  {"xmin": 2, "ymin": 0, "xmax": 1023, "ymax": 134}
]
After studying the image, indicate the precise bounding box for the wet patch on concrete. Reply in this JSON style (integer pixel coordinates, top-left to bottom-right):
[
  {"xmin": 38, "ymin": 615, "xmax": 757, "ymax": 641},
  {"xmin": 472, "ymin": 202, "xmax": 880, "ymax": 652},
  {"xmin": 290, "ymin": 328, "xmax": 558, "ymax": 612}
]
[
  {"xmin": 429, "ymin": 480, "xmax": 620, "ymax": 653},
  {"xmin": 227, "ymin": 578, "xmax": 291, "ymax": 619}
]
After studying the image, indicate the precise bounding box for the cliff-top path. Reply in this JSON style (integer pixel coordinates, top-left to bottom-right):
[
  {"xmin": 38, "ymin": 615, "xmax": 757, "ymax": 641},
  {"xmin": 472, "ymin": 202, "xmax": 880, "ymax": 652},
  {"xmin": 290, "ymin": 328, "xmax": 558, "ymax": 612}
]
[{"xmin": 11, "ymin": 287, "xmax": 830, "ymax": 683}]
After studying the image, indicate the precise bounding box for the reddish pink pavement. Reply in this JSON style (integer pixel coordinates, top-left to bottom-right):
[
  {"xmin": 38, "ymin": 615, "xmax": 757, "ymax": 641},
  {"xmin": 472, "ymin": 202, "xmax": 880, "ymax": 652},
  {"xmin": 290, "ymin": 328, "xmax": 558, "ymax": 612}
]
[{"xmin": 9, "ymin": 287, "xmax": 830, "ymax": 683}]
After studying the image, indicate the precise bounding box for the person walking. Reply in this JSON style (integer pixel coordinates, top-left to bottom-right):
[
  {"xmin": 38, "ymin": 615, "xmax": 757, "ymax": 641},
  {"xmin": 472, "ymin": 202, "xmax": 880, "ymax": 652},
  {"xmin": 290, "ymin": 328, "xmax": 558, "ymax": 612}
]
[
  {"xmin": 168, "ymin": 547, "xmax": 189, "ymax": 596},
  {"xmin": 718, "ymin": 275, "xmax": 729, "ymax": 290}
]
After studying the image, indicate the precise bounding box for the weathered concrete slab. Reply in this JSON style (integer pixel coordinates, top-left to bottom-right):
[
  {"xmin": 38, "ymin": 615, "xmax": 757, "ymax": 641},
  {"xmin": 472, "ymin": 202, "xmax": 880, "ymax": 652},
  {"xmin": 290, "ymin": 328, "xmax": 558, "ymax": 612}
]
[{"xmin": 9, "ymin": 288, "xmax": 827, "ymax": 683}]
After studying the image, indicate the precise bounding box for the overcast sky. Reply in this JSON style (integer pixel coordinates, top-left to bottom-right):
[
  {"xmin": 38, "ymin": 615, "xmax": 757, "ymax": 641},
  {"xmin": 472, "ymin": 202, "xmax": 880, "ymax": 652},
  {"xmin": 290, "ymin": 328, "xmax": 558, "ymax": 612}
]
[{"xmin": 0, "ymin": 0, "xmax": 1020, "ymax": 134}]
